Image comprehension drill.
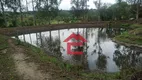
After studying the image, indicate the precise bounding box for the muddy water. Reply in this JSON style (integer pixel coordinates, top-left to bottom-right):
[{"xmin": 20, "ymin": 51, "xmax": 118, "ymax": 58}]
[{"xmin": 12, "ymin": 28, "xmax": 142, "ymax": 73}]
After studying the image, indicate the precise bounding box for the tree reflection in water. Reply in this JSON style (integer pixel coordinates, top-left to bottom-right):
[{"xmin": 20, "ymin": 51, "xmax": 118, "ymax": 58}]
[
  {"xmin": 40, "ymin": 36, "xmax": 62, "ymax": 58},
  {"xmin": 16, "ymin": 28, "xmax": 142, "ymax": 73},
  {"xmin": 113, "ymin": 44, "xmax": 142, "ymax": 71},
  {"xmin": 71, "ymin": 28, "xmax": 88, "ymax": 68},
  {"xmin": 96, "ymin": 28, "xmax": 107, "ymax": 71},
  {"xmin": 96, "ymin": 54, "xmax": 107, "ymax": 71},
  {"xmin": 106, "ymin": 28, "xmax": 127, "ymax": 38},
  {"xmin": 88, "ymin": 28, "xmax": 108, "ymax": 71}
]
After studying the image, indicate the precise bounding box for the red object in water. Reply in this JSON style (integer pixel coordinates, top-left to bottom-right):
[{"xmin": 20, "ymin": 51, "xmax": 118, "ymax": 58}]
[{"xmin": 64, "ymin": 33, "xmax": 87, "ymax": 55}]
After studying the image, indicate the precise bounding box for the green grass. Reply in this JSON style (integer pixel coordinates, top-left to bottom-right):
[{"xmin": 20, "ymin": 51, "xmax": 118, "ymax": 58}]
[
  {"xmin": 121, "ymin": 23, "xmax": 131, "ymax": 28},
  {"xmin": 0, "ymin": 35, "xmax": 19, "ymax": 80},
  {"xmin": 80, "ymin": 72, "xmax": 121, "ymax": 80},
  {"xmin": 13, "ymin": 33, "xmax": 141, "ymax": 80},
  {"xmin": 114, "ymin": 24, "xmax": 142, "ymax": 45},
  {"xmin": 109, "ymin": 22, "xmax": 131, "ymax": 28},
  {"xmin": 110, "ymin": 23, "xmax": 142, "ymax": 29},
  {"xmin": 50, "ymin": 20, "xmax": 65, "ymax": 24},
  {"xmin": 129, "ymin": 24, "xmax": 142, "ymax": 29},
  {"xmin": 115, "ymin": 27, "xmax": 142, "ymax": 45},
  {"xmin": 0, "ymin": 50, "xmax": 19, "ymax": 80},
  {"xmin": 30, "ymin": 46, "xmax": 75, "ymax": 71},
  {"xmin": 0, "ymin": 35, "xmax": 9, "ymax": 50},
  {"xmin": 15, "ymin": 40, "xmax": 128, "ymax": 80},
  {"xmin": 16, "ymin": 41, "xmax": 75, "ymax": 71}
]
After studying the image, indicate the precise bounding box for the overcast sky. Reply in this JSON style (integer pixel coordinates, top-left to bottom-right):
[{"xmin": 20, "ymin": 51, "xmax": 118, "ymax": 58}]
[
  {"xmin": 59, "ymin": 0, "xmax": 116, "ymax": 10},
  {"xmin": 23, "ymin": 0, "xmax": 116, "ymax": 11}
]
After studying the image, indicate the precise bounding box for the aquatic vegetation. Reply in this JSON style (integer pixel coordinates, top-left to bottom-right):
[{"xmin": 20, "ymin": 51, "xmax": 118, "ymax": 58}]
[{"xmin": 115, "ymin": 27, "xmax": 142, "ymax": 45}]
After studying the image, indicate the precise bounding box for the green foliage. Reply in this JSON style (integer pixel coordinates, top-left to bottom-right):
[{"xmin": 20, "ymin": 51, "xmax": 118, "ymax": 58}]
[
  {"xmin": 0, "ymin": 14, "xmax": 6, "ymax": 27},
  {"xmin": 96, "ymin": 54, "xmax": 107, "ymax": 70},
  {"xmin": 0, "ymin": 0, "xmax": 140, "ymax": 27},
  {"xmin": 35, "ymin": 0, "xmax": 61, "ymax": 24},
  {"xmin": 0, "ymin": 50, "xmax": 19, "ymax": 80},
  {"xmin": 0, "ymin": 35, "xmax": 8, "ymax": 50},
  {"xmin": 120, "ymin": 68, "xmax": 137, "ymax": 79},
  {"xmin": 87, "ymin": 9, "xmax": 98, "ymax": 21},
  {"xmin": 81, "ymin": 72, "xmax": 121, "ymax": 80},
  {"xmin": 20, "ymin": 42, "xmax": 74, "ymax": 71},
  {"xmin": 126, "ymin": 0, "xmax": 142, "ymax": 19},
  {"xmin": 115, "ymin": 27, "xmax": 142, "ymax": 45},
  {"xmin": 71, "ymin": 0, "xmax": 89, "ymax": 19},
  {"xmin": 121, "ymin": 23, "xmax": 131, "ymax": 28},
  {"xmin": 22, "ymin": 16, "xmax": 34, "ymax": 26},
  {"xmin": 130, "ymin": 24, "xmax": 142, "ymax": 29},
  {"xmin": 102, "ymin": 2, "xmax": 131, "ymax": 20},
  {"xmin": 0, "ymin": 0, "xmax": 141, "ymax": 27},
  {"xmin": 0, "ymin": 35, "xmax": 19, "ymax": 80}
]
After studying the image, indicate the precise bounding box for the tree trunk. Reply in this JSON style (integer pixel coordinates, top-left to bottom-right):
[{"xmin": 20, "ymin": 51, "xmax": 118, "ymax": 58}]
[
  {"xmin": 39, "ymin": 32, "xmax": 43, "ymax": 47},
  {"xmin": 13, "ymin": 9, "xmax": 17, "ymax": 27},
  {"xmin": 32, "ymin": 0, "xmax": 36, "ymax": 26},
  {"xmin": 48, "ymin": 18, "xmax": 51, "ymax": 25},
  {"xmin": 26, "ymin": 0, "xmax": 28, "ymax": 11},
  {"xmin": 49, "ymin": 31, "xmax": 52, "ymax": 41},
  {"xmin": 19, "ymin": 0, "xmax": 23, "ymax": 27},
  {"xmin": 0, "ymin": 0, "xmax": 7, "ymax": 27},
  {"xmin": 136, "ymin": 3, "xmax": 139, "ymax": 21}
]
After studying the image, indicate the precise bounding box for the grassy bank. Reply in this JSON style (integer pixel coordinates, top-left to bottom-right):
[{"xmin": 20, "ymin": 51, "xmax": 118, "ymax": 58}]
[
  {"xmin": 14, "ymin": 38, "xmax": 136, "ymax": 80},
  {"xmin": 0, "ymin": 23, "xmax": 141, "ymax": 79},
  {"xmin": 0, "ymin": 35, "xmax": 19, "ymax": 80},
  {"xmin": 115, "ymin": 24, "xmax": 142, "ymax": 46},
  {"xmin": 0, "ymin": 34, "xmax": 137, "ymax": 80}
]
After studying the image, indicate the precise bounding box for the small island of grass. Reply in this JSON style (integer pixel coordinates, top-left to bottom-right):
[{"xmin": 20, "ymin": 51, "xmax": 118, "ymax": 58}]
[{"xmin": 114, "ymin": 24, "xmax": 142, "ymax": 47}]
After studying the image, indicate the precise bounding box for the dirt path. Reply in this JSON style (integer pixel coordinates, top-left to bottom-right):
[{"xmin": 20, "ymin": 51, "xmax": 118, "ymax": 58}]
[{"xmin": 8, "ymin": 39, "xmax": 50, "ymax": 80}]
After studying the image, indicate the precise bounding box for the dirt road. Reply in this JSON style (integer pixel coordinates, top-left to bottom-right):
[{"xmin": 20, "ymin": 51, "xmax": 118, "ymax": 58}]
[{"xmin": 8, "ymin": 39, "xmax": 51, "ymax": 80}]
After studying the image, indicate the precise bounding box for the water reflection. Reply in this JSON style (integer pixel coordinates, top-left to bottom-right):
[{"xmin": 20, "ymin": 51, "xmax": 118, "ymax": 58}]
[
  {"xmin": 113, "ymin": 44, "xmax": 142, "ymax": 70},
  {"xmin": 96, "ymin": 54, "xmax": 107, "ymax": 71},
  {"xmin": 42, "ymin": 36, "xmax": 61, "ymax": 57},
  {"xmin": 13, "ymin": 28, "xmax": 142, "ymax": 72},
  {"xmin": 106, "ymin": 28, "xmax": 127, "ymax": 38}
]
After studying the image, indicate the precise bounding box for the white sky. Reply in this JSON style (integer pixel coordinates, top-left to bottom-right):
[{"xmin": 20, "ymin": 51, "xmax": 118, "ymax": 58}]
[
  {"xmin": 59, "ymin": 0, "xmax": 116, "ymax": 10},
  {"xmin": 23, "ymin": 0, "xmax": 116, "ymax": 11}
]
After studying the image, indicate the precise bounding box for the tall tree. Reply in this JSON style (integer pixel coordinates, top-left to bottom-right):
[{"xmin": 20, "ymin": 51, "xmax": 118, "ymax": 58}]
[
  {"xmin": 0, "ymin": 0, "xmax": 7, "ymax": 27},
  {"xmin": 18, "ymin": 0, "xmax": 23, "ymax": 26},
  {"xmin": 32, "ymin": 0, "xmax": 36, "ymax": 25},
  {"xmin": 71, "ymin": 0, "xmax": 89, "ymax": 20},
  {"xmin": 94, "ymin": 0, "xmax": 102, "ymax": 21},
  {"xmin": 26, "ymin": 0, "xmax": 28, "ymax": 11},
  {"xmin": 127, "ymin": 0, "xmax": 142, "ymax": 20},
  {"xmin": 36, "ymin": 0, "xmax": 62, "ymax": 25},
  {"xmin": 5, "ymin": 0, "xmax": 20, "ymax": 27},
  {"xmin": 110, "ymin": 1, "xmax": 130, "ymax": 20}
]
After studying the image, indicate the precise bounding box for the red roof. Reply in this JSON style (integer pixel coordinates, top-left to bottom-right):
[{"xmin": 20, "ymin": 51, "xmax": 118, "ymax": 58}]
[{"xmin": 64, "ymin": 33, "xmax": 87, "ymax": 42}]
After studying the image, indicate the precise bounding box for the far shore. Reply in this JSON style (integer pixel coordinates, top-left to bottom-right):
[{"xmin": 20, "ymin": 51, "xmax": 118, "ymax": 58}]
[
  {"xmin": 112, "ymin": 39, "xmax": 142, "ymax": 49},
  {"xmin": 0, "ymin": 21, "xmax": 135, "ymax": 36}
]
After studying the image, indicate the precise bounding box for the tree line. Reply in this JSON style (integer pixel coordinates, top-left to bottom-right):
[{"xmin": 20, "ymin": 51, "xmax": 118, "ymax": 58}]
[{"xmin": 0, "ymin": 0, "xmax": 142, "ymax": 27}]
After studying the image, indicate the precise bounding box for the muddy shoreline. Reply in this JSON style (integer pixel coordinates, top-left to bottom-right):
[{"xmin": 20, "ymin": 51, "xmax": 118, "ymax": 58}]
[
  {"xmin": 0, "ymin": 20, "xmax": 135, "ymax": 36},
  {"xmin": 0, "ymin": 23, "xmax": 109, "ymax": 36},
  {"xmin": 112, "ymin": 39, "xmax": 142, "ymax": 49}
]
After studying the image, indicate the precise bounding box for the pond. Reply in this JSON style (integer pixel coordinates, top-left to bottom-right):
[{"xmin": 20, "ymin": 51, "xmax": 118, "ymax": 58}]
[{"xmin": 12, "ymin": 28, "xmax": 142, "ymax": 73}]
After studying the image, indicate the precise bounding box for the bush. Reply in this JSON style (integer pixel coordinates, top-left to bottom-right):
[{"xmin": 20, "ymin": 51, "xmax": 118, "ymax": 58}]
[
  {"xmin": 0, "ymin": 14, "xmax": 6, "ymax": 28},
  {"xmin": 130, "ymin": 24, "xmax": 142, "ymax": 29},
  {"xmin": 121, "ymin": 23, "xmax": 130, "ymax": 28}
]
